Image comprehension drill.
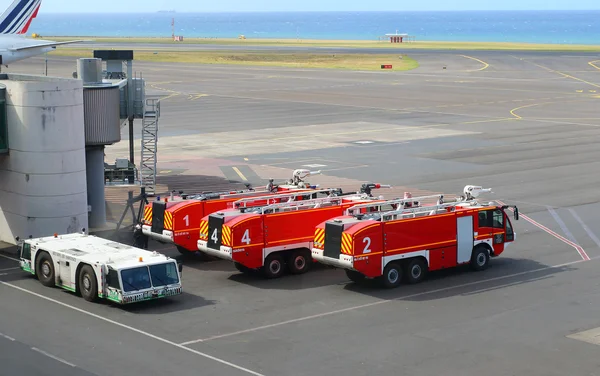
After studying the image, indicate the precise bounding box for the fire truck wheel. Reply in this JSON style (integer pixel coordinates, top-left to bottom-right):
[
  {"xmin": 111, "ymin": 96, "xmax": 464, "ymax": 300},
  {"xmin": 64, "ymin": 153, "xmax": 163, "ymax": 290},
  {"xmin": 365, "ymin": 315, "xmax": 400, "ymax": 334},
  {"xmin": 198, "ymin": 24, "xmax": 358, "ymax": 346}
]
[
  {"xmin": 176, "ymin": 246, "xmax": 191, "ymax": 255},
  {"xmin": 380, "ymin": 262, "xmax": 403, "ymax": 289},
  {"xmin": 404, "ymin": 258, "xmax": 428, "ymax": 284},
  {"xmin": 287, "ymin": 250, "xmax": 311, "ymax": 275},
  {"xmin": 234, "ymin": 262, "xmax": 252, "ymax": 273},
  {"xmin": 36, "ymin": 252, "xmax": 55, "ymax": 287},
  {"xmin": 470, "ymin": 246, "xmax": 490, "ymax": 271},
  {"xmin": 345, "ymin": 270, "xmax": 366, "ymax": 283},
  {"xmin": 79, "ymin": 265, "xmax": 98, "ymax": 302},
  {"xmin": 263, "ymin": 253, "xmax": 285, "ymax": 279}
]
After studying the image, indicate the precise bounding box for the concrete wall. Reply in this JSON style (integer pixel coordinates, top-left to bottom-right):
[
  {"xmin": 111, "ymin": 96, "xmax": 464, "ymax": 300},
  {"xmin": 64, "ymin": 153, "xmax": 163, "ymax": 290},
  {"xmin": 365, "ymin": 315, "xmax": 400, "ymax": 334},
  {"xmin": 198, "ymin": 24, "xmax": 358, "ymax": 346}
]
[{"xmin": 0, "ymin": 74, "xmax": 88, "ymax": 244}]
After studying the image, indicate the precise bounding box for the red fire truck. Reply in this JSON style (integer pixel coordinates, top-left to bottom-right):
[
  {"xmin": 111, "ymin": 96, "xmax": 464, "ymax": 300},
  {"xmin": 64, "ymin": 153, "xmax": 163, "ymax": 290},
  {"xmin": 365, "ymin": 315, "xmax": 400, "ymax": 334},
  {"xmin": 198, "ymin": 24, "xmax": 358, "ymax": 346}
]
[
  {"xmin": 139, "ymin": 169, "xmax": 323, "ymax": 253},
  {"xmin": 196, "ymin": 184, "xmax": 391, "ymax": 278},
  {"xmin": 312, "ymin": 185, "xmax": 519, "ymax": 288}
]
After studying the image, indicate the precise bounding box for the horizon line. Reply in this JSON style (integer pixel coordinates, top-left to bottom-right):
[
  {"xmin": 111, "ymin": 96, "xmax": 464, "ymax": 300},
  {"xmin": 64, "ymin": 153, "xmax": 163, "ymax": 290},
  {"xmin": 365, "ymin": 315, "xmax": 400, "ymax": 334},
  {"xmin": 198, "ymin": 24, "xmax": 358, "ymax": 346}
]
[{"xmin": 39, "ymin": 9, "xmax": 600, "ymax": 14}]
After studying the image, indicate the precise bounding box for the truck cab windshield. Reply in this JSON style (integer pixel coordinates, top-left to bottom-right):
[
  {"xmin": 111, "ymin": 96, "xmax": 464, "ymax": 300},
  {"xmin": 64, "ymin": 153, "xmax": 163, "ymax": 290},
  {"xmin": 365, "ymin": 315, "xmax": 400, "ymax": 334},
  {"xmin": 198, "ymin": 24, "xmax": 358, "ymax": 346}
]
[
  {"xmin": 120, "ymin": 266, "xmax": 152, "ymax": 292},
  {"xmin": 120, "ymin": 263, "xmax": 180, "ymax": 292},
  {"xmin": 149, "ymin": 262, "xmax": 179, "ymax": 287}
]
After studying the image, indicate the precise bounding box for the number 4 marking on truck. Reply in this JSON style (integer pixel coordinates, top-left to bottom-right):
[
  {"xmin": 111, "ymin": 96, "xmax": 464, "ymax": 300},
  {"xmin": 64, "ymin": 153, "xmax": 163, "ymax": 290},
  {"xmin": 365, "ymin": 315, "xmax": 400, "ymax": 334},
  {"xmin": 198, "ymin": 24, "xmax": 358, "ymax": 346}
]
[
  {"xmin": 363, "ymin": 237, "xmax": 371, "ymax": 254},
  {"xmin": 211, "ymin": 228, "xmax": 219, "ymax": 243},
  {"xmin": 183, "ymin": 215, "xmax": 189, "ymax": 227},
  {"xmin": 241, "ymin": 229, "xmax": 251, "ymax": 245}
]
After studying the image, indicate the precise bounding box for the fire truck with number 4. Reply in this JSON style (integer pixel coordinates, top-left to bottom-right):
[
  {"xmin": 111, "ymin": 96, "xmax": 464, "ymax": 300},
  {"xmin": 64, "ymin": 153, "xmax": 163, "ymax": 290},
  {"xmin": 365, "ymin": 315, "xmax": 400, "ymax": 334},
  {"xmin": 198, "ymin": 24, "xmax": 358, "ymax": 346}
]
[
  {"xmin": 312, "ymin": 185, "xmax": 519, "ymax": 288},
  {"xmin": 197, "ymin": 183, "xmax": 391, "ymax": 278}
]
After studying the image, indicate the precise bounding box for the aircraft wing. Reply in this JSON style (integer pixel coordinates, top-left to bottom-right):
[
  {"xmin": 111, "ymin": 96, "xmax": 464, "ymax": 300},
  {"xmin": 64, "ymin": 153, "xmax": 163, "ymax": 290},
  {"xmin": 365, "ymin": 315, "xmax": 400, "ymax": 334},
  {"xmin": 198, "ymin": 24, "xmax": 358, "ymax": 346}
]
[{"xmin": 8, "ymin": 40, "xmax": 84, "ymax": 51}]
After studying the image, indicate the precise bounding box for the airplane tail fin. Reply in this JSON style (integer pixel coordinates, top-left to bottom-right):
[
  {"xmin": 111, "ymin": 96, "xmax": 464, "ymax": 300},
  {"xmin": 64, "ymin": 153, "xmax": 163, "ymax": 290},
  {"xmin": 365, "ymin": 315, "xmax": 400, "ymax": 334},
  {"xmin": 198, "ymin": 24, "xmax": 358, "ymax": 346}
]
[{"xmin": 0, "ymin": 0, "xmax": 42, "ymax": 35}]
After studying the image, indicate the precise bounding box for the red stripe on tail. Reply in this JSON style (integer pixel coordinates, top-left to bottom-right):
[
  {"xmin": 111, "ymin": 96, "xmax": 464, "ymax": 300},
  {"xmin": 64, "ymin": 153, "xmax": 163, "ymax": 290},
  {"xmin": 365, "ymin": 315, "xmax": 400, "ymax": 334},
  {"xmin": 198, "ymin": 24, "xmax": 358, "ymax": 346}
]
[{"xmin": 18, "ymin": 3, "xmax": 39, "ymax": 35}]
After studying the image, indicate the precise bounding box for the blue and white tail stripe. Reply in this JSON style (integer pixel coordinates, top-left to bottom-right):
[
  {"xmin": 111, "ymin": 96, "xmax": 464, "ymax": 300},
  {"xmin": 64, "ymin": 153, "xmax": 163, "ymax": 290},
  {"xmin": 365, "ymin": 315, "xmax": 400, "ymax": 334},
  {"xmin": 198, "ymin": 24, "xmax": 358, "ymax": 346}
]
[{"xmin": 0, "ymin": 0, "xmax": 42, "ymax": 35}]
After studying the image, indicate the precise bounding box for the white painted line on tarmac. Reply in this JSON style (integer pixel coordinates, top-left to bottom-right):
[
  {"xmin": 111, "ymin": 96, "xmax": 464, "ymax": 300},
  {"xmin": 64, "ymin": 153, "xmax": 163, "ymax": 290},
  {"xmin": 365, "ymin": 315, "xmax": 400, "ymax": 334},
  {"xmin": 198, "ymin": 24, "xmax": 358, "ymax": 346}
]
[
  {"xmin": 0, "ymin": 267, "xmax": 20, "ymax": 272},
  {"xmin": 179, "ymin": 258, "xmax": 589, "ymax": 346},
  {"xmin": 568, "ymin": 209, "xmax": 600, "ymax": 249},
  {"xmin": 31, "ymin": 347, "xmax": 76, "ymax": 367},
  {"xmin": 0, "ymin": 332, "xmax": 15, "ymax": 341},
  {"xmin": 0, "ymin": 282, "xmax": 266, "ymax": 376},
  {"xmin": 547, "ymin": 206, "xmax": 578, "ymax": 244},
  {"xmin": 0, "ymin": 253, "xmax": 19, "ymax": 262},
  {"xmin": 497, "ymin": 201, "xmax": 590, "ymax": 261}
]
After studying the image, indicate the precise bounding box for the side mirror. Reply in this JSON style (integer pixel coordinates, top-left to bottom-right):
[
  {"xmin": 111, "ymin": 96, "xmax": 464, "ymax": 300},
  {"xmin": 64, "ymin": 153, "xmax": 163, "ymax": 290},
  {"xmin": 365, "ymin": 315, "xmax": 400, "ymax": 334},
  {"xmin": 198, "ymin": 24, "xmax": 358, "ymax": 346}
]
[
  {"xmin": 177, "ymin": 261, "xmax": 183, "ymax": 273},
  {"xmin": 514, "ymin": 207, "xmax": 519, "ymax": 221}
]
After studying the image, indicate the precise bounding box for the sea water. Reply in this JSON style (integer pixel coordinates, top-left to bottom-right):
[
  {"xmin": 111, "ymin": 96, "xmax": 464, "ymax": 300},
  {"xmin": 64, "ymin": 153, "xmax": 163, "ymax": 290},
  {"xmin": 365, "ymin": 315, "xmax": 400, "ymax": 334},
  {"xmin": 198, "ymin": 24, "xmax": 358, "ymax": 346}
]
[{"xmin": 32, "ymin": 11, "xmax": 600, "ymax": 44}]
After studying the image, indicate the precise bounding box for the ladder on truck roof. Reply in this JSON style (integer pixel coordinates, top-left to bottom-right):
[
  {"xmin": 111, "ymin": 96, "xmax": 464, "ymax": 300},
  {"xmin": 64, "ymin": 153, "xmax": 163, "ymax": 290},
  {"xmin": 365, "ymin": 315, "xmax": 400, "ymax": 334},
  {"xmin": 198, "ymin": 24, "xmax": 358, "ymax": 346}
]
[
  {"xmin": 345, "ymin": 185, "xmax": 493, "ymax": 217},
  {"xmin": 253, "ymin": 195, "xmax": 355, "ymax": 215},
  {"xmin": 232, "ymin": 188, "xmax": 338, "ymax": 209},
  {"xmin": 345, "ymin": 193, "xmax": 444, "ymax": 216},
  {"xmin": 378, "ymin": 199, "xmax": 483, "ymax": 222}
]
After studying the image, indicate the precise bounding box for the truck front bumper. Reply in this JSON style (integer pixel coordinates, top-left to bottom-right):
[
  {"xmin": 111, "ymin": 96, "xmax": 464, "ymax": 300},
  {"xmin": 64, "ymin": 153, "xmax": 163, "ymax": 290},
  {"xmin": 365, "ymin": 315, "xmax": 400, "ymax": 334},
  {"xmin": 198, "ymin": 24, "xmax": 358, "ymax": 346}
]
[
  {"xmin": 311, "ymin": 248, "xmax": 354, "ymax": 269},
  {"xmin": 121, "ymin": 285, "xmax": 182, "ymax": 304},
  {"xmin": 197, "ymin": 240, "xmax": 233, "ymax": 261},
  {"xmin": 142, "ymin": 225, "xmax": 173, "ymax": 243}
]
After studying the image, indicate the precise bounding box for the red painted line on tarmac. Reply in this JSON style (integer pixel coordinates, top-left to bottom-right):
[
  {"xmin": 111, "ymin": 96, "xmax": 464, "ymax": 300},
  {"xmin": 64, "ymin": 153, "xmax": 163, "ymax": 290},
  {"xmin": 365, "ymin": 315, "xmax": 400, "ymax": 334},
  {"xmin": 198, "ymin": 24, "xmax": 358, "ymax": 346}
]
[{"xmin": 497, "ymin": 200, "xmax": 590, "ymax": 261}]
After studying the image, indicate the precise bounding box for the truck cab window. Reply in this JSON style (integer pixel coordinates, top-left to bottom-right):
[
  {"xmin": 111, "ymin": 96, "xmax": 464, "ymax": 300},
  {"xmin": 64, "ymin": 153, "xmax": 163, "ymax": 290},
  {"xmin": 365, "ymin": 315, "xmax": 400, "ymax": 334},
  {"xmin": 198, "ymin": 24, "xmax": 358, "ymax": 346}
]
[
  {"xmin": 120, "ymin": 266, "xmax": 152, "ymax": 292},
  {"xmin": 21, "ymin": 243, "xmax": 31, "ymax": 260},
  {"xmin": 478, "ymin": 210, "xmax": 493, "ymax": 228},
  {"xmin": 493, "ymin": 209, "xmax": 504, "ymax": 229},
  {"xmin": 149, "ymin": 262, "xmax": 180, "ymax": 287},
  {"xmin": 506, "ymin": 216, "xmax": 515, "ymax": 241},
  {"xmin": 107, "ymin": 268, "xmax": 120, "ymax": 289}
]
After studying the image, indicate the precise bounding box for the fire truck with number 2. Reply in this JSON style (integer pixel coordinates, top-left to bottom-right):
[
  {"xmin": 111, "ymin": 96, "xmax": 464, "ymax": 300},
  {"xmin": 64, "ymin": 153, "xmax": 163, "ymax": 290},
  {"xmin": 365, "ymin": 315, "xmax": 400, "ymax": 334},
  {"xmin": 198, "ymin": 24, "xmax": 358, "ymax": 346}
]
[
  {"xmin": 197, "ymin": 183, "xmax": 391, "ymax": 278},
  {"xmin": 312, "ymin": 185, "xmax": 519, "ymax": 288},
  {"xmin": 140, "ymin": 169, "xmax": 323, "ymax": 253}
]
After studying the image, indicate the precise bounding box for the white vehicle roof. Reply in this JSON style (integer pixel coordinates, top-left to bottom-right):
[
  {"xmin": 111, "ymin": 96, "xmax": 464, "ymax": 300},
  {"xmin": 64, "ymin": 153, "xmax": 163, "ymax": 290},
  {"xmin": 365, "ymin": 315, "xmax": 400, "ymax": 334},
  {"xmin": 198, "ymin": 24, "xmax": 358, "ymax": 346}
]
[{"xmin": 26, "ymin": 233, "xmax": 175, "ymax": 270}]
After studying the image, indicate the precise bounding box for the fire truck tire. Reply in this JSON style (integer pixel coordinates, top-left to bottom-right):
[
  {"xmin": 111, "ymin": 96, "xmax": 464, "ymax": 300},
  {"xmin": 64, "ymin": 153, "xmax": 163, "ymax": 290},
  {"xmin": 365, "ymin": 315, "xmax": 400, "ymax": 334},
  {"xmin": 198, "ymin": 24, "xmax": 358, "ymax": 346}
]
[
  {"xmin": 234, "ymin": 262, "xmax": 252, "ymax": 273},
  {"xmin": 345, "ymin": 270, "xmax": 366, "ymax": 283},
  {"xmin": 404, "ymin": 258, "xmax": 428, "ymax": 284},
  {"xmin": 287, "ymin": 250, "xmax": 311, "ymax": 275},
  {"xmin": 380, "ymin": 262, "xmax": 403, "ymax": 289},
  {"xmin": 176, "ymin": 246, "xmax": 191, "ymax": 255},
  {"xmin": 36, "ymin": 252, "xmax": 55, "ymax": 287},
  {"xmin": 470, "ymin": 246, "xmax": 490, "ymax": 271},
  {"xmin": 262, "ymin": 253, "xmax": 286, "ymax": 279},
  {"xmin": 79, "ymin": 265, "xmax": 98, "ymax": 302}
]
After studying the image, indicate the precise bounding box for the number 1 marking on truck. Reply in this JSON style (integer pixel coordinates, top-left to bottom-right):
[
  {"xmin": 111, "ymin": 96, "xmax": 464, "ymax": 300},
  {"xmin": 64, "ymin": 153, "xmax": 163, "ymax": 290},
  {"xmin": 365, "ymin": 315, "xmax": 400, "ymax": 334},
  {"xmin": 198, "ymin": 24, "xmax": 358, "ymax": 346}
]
[
  {"xmin": 241, "ymin": 229, "xmax": 251, "ymax": 245},
  {"xmin": 183, "ymin": 215, "xmax": 189, "ymax": 227},
  {"xmin": 363, "ymin": 237, "xmax": 371, "ymax": 253}
]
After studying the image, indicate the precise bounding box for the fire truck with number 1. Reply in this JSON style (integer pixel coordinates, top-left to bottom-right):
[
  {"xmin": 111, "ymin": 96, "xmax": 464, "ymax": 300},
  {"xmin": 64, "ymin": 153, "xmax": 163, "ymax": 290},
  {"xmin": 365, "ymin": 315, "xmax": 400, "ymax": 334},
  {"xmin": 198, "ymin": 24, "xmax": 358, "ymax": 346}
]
[{"xmin": 140, "ymin": 169, "xmax": 323, "ymax": 253}]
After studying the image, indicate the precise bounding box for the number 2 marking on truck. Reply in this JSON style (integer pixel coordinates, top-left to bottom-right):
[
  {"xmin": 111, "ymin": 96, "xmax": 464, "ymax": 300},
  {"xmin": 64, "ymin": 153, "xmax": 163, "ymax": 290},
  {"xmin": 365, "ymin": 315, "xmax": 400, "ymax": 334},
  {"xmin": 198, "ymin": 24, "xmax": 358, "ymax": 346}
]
[
  {"xmin": 241, "ymin": 229, "xmax": 251, "ymax": 245},
  {"xmin": 363, "ymin": 237, "xmax": 372, "ymax": 254},
  {"xmin": 183, "ymin": 215, "xmax": 189, "ymax": 227},
  {"xmin": 211, "ymin": 228, "xmax": 218, "ymax": 243}
]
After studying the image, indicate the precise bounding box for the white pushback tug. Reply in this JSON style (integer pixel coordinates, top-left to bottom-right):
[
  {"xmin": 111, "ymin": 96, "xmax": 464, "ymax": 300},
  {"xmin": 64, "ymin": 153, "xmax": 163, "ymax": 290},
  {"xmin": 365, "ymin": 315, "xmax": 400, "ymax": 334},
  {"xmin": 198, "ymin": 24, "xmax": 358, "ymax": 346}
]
[{"xmin": 17, "ymin": 230, "xmax": 183, "ymax": 304}]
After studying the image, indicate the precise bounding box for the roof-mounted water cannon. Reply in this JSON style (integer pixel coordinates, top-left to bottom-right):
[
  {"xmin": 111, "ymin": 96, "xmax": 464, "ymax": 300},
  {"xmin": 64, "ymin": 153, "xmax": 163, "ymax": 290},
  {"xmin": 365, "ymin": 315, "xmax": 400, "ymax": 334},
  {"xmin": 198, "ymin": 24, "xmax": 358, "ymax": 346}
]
[
  {"xmin": 289, "ymin": 169, "xmax": 322, "ymax": 188},
  {"xmin": 463, "ymin": 185, "xmax": 493, "ymax": 200},
  {"xmin": 360, "ymin": 183, "xmax": 392, "ymax": 197}
]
